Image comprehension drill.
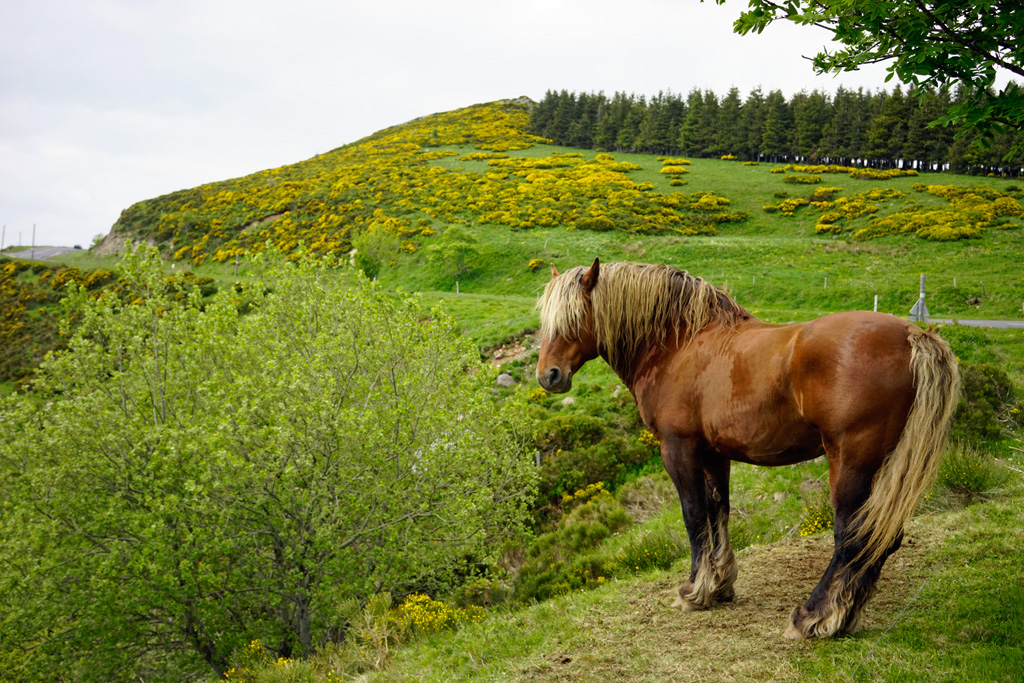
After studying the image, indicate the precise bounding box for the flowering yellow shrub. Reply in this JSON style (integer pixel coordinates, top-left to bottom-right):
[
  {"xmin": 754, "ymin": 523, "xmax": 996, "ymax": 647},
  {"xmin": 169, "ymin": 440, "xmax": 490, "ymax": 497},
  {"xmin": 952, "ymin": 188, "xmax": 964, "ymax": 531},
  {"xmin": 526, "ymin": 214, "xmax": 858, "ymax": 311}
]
[
  {"xmin": 799, "ymin": 495, "xmax": 834, "ymax": 537},
  {"xmin": 848, "ymin": 184, "xmax": 1021, "ymax": 240},
  {"xmin": 659, "ymin": 166, "xmax": 690, "ymax": 175},
  {"xmin": 783, "ymin": 174, "xmax": 822, "ymax": 185},
  {"xmin": 721, "ymin": 154, "xmax": 738, "ymax": 160},
  {"xmin": 559, "ymin": 481, "xmax": 608, "ymax": 509},
  {"xmin": 763, "ymin": 197, "xmax": 810, "ymax": 216},
  {"xmin": 785, "ymin": 163, "xmax": 858, "ymax": 174},
  {"xmin": 660, "ymin": 157, "xmax": 691, "ymax": 165},
  {"xmin": 398, "ymin": 594, "xmax": 484, "ymax": 634},
  {"xmin": 637, "ymin": 429, "xmax": 659, "ymax": 447},
  {"xmin": 849, "ymin": 168, "xmax": 919, "ymax": 180}
]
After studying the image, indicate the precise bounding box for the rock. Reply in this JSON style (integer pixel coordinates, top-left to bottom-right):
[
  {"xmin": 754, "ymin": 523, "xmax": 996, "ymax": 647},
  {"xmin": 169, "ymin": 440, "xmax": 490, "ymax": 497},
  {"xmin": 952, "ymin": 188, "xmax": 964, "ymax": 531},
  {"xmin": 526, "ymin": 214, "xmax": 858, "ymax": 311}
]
[
  {"xmin": 496, "ymin": 373, "xmax": 516, "ymax": 387},
  {"xmin": 561, "ymin": 396, "xmax": 576, "ymax": 406}
]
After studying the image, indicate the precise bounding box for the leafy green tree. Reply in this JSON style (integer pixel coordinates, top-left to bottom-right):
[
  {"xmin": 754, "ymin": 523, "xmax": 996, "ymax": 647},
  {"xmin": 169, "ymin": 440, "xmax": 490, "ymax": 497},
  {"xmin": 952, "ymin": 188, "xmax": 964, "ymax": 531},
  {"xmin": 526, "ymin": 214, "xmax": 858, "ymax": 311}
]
[
  {"xmin": 425, "ymin": 225, "xmax": 481, "ymax": 282},
  {"xmin": 352, "ymin": 221, "xmax": 400, "ymax": 279},
  {"xmin": 0, "ymin": 248, "xmax": 535, "ymax": 681},
  {"xmin": 711, "ymin": 0, "xmax": 1024, "ymax": 156}
]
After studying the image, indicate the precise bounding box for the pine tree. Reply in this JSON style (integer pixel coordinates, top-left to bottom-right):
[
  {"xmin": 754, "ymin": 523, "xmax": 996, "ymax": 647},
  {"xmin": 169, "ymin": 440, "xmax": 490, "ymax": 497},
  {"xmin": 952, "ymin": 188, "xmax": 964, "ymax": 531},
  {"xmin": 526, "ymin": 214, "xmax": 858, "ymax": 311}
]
[
  {"xmin": 761, "ymin": 89, "xmax": 794, "ymax": 162},
  {"xmin": 713, "ymin": 87, "xmax": 744, "ymax": 157}
]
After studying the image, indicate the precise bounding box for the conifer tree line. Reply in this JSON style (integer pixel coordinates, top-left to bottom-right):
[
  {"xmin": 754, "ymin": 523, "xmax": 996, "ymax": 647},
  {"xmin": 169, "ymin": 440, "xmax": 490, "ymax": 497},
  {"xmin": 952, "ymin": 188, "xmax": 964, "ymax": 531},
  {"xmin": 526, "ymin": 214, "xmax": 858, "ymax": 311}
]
[{"xmin": 528, "ymin": 87, "xmax": 1024, "ymax": 175}]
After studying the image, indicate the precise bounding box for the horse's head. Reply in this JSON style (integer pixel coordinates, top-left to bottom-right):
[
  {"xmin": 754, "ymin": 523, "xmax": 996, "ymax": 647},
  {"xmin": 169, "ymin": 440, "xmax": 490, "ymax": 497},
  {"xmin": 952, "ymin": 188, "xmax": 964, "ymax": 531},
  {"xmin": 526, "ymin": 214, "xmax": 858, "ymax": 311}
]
[{"xmin": 536, "ymin": 258, "xmax": 601, "ymax": 393}]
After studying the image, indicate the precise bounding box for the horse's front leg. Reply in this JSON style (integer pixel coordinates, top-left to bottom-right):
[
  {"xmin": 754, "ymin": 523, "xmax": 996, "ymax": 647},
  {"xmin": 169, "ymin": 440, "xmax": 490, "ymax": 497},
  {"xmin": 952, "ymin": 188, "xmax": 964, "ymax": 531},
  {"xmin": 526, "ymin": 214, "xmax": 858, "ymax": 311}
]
[
  {"xmin": 705, "ymin": 456, "xmax": 737, "ymax": 603},
  {"xmin": 661, "ymin": 435, "xmax": 725, "ymax": 611}
]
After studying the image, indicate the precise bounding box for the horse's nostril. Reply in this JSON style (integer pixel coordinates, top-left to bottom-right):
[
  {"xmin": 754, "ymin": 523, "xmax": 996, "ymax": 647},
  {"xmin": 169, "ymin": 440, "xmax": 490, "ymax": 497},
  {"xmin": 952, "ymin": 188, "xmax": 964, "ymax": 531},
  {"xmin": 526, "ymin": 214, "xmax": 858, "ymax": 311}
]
[{"xmin": 547, "ymin": 367, "xmax": 562, "ymax": 385}]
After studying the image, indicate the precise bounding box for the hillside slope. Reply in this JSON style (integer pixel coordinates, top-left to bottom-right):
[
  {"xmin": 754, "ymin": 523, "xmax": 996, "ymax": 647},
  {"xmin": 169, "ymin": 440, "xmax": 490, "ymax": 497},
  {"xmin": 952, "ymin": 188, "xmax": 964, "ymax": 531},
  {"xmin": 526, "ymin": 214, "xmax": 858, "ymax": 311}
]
[{"xmin": 95, "ymin": 97, "xmax": 1024, "ymax": 324}]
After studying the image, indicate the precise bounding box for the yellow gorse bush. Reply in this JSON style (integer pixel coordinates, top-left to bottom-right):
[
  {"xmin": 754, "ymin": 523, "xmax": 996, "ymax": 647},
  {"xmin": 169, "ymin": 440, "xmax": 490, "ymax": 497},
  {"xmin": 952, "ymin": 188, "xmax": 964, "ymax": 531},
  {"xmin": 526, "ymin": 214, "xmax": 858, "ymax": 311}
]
[
  {"xmin": 398, "ymin": 594, "xmax": 484, "ymax": 634},
  {"xmin": 852, "ymin": 184, "xmax": 1023, "ymax": 241},
  {"xmin": 799, "ymin": 495, "xmax": 835, "ymax": 537},
  {"xmin": 559, "ymin": 481, "xmax": 608, "ymax": 509},
  {"xmin": 637, "ymin": 429, "xmax": 660, "ymax": 448}
]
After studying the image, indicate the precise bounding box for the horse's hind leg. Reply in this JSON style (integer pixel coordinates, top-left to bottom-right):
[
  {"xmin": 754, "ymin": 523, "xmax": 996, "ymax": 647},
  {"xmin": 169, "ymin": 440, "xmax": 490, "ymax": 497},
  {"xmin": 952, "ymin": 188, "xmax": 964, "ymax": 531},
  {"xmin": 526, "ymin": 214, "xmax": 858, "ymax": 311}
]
[
  {"xmin": 785, "ymin": 459, "xmax": 899, "ymax": 639},
  {"xmin": 662, "ymin": 438, "xmax": 735, "ymax": 610}
]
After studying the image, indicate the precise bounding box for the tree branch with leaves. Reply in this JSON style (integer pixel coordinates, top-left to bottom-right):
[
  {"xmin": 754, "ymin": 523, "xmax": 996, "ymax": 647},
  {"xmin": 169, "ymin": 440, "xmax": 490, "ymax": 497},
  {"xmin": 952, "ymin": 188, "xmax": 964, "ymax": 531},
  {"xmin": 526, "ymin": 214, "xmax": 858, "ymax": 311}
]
[{"xmin": 710, "ymin": 0, "xmax": 1024, "ymax": 156}]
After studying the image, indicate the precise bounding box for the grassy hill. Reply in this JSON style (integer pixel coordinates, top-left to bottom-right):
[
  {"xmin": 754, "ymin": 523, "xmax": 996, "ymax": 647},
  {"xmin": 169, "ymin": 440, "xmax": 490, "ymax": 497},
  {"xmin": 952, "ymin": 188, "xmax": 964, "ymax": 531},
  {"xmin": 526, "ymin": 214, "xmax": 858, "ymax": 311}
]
[
  {"xmin": 96, "ymin": 98, "xmax": 1024, "ymax": 326},
  {"xmin": 7, "ymin": 99, "xmax": 1024, "ymax": 680}
]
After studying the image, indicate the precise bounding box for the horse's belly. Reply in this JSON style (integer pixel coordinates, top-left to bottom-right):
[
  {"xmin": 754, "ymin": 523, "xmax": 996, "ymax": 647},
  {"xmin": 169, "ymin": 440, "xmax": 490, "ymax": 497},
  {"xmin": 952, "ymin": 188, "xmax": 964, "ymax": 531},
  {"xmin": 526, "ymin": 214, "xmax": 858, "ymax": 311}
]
[{"xmin": 705, "ymin": 414, "xmax": 824, "ymax": 466}]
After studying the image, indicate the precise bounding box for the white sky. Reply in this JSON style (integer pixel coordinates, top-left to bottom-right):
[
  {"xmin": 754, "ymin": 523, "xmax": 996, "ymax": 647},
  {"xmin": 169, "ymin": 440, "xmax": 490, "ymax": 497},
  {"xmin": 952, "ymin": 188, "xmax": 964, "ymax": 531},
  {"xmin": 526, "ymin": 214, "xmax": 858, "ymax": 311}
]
[{"xmin": 0, "ymin": 0, "xmax": 897, "ymax": 248}]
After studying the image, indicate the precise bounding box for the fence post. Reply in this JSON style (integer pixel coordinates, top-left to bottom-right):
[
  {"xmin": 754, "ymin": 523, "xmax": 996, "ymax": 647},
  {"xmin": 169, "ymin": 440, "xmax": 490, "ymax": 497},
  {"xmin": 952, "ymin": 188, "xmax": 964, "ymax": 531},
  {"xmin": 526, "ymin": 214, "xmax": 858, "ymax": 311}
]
[{"xmin": 909, "ymin": 273, "xmax": 928, "ymax": 321}]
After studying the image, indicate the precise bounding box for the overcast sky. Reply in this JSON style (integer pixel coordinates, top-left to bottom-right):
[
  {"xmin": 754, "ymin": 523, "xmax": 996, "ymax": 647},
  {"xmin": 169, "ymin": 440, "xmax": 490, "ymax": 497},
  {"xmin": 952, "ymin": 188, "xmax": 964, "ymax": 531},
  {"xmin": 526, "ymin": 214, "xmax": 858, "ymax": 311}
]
[{"xmin": 0, "ymin": 0, "xmax": 899, "ymax": 248}]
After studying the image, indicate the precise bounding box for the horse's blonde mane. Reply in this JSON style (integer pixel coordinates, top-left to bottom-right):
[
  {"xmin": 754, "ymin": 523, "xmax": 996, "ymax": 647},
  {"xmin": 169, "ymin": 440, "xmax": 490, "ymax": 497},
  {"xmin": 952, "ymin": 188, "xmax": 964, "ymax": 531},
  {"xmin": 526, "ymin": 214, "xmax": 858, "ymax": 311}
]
[{"xmin": 539, "ymin": 261, "xmax": 747, "ymax": 376}]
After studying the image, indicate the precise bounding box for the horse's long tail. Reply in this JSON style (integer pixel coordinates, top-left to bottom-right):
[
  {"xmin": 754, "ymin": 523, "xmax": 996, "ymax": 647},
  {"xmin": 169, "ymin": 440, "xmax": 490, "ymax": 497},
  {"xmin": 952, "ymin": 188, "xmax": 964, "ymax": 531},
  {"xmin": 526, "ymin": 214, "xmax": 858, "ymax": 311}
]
[{"xmin": 849, "ymin": 327, "xmax": 960, "ymax": 570}]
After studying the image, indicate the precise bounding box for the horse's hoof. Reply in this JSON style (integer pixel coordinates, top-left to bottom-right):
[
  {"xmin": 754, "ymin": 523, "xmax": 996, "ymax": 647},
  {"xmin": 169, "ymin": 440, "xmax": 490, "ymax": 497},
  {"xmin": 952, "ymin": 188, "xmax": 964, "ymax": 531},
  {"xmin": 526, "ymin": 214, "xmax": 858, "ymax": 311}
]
[
  {"xmin": 673, "ymin": 582, "xmax": 710, "ymax": 611},
  {"xmin": 784, "ymin": 607, "xmax": 810, "ymax": 640},
  {"xmin": 783, "ymin": 621, "xmax": 806, "ymax": 640}
]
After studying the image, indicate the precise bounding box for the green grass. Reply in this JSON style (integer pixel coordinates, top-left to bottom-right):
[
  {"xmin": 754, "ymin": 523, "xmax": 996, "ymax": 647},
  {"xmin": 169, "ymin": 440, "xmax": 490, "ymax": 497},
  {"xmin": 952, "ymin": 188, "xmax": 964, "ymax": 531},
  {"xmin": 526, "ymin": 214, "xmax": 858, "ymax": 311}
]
[{"xmin": 345, "ymin": 468, "xmax": 1023, "ymax": 682}]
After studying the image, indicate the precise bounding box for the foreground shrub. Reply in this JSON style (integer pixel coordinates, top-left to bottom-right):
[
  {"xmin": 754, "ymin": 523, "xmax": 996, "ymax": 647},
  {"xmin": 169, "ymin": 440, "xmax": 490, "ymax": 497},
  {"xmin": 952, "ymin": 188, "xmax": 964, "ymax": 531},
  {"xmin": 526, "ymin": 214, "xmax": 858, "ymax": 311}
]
[
  {"xmin": 606, "ymin": 526, "xmax": 686, "ymax": 575},
  {"xmin": 936, "ymin": 442, "xmax": 1008, "ymax": 499},
  {"xmin": 0, "ymin": 248, "xmax": 536, "ymax": 681},
  {"xmin": 799, "ymin": 490, "xmax": 835, "ymax": 537},
  {"xmin": 951, "ymin": 361, "xmax": 1019, "ymax": 444},
  {"xmin": 514, "ymin": 490, "xmax": 630, "ymax": 602}
]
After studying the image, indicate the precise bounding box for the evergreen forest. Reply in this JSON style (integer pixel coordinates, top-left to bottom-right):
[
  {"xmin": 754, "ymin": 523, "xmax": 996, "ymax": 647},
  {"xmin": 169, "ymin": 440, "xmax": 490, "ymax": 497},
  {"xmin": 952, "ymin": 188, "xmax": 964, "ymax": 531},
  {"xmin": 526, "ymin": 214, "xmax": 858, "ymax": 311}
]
[{"xmin": 528, "ymin": 87, "xmax": 1024, "ymax": 174}]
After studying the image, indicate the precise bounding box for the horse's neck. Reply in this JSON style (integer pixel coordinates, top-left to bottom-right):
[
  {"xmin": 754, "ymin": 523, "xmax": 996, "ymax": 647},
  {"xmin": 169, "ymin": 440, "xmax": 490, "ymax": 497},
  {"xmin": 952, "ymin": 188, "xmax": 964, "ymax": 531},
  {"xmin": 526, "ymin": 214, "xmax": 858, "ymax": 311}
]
[{"xmin": 601, "ymin": 323, "xmax": 689, "ymax": 389}]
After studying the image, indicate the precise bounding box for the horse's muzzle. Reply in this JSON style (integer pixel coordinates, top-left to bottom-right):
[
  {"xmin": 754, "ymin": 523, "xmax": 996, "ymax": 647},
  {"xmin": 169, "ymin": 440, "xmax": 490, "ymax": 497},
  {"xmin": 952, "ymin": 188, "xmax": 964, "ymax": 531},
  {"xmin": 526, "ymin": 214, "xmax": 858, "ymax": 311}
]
[{"xmin": 538, "ymin": 365, "xmax": 572, "ymax": 393}]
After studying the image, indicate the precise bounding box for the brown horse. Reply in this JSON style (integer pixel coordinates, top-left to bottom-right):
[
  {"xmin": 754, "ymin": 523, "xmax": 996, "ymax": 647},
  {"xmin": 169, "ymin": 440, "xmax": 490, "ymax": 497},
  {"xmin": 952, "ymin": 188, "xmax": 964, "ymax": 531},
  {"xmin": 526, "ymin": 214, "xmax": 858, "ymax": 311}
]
[{"xmin": 536, "ymin": 259, "xmax": 960, "ymax": 638}]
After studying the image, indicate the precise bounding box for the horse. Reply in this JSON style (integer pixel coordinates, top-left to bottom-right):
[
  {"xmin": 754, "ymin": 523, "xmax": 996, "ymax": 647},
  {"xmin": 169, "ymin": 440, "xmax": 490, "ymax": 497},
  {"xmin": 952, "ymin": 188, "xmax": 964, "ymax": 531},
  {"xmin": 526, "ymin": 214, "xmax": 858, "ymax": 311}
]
[{"xmin": 536, "ymin": 258, "xmax": 960, "ymax": 639}]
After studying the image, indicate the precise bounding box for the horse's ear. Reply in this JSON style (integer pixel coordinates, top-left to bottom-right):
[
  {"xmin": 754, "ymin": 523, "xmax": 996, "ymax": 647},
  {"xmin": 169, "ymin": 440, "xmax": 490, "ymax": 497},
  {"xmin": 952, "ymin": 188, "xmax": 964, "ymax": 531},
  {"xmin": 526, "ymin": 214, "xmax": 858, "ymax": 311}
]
[
  {"xmin": 550, "ymin": 264, "xmax": 560, "ymax": 278},
  {"xmin": 580, "ymin": 257, "xmax": 600, "ymax": 293}
]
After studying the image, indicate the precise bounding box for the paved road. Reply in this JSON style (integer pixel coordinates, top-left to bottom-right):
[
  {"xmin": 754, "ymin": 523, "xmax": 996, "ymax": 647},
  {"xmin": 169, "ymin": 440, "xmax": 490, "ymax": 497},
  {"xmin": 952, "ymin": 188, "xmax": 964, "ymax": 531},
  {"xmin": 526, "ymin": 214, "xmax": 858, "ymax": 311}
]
[
  {"xmin": 1, "ymin": 246, "xmax": 76, "ymax": 260},
  {"xmin": 927, "ymin": 318, "xmax": 1024, "ymax": 329}
]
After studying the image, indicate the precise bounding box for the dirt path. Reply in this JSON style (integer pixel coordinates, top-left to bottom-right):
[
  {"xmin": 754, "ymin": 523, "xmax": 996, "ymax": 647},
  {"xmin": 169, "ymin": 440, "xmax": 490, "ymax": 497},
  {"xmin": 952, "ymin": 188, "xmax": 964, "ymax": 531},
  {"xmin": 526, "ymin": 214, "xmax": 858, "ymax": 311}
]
[{"xmin": 510, "ymin": 523, "xmax": 943, "ymax": 682}]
